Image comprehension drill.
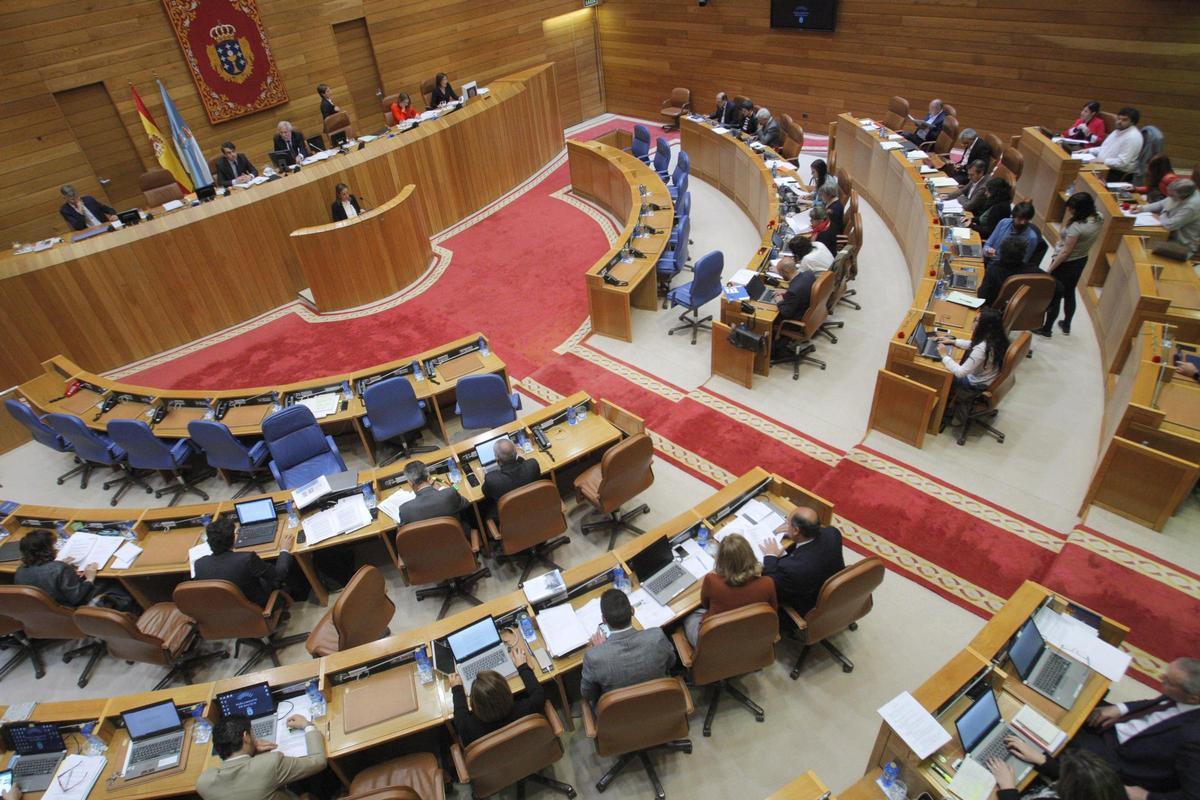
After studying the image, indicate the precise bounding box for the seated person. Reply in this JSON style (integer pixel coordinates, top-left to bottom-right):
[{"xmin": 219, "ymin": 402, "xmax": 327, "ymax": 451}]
[
  {"xmin": 809, "ymin": 205, "xmax": 839, "ymax": 255},
  {"xmin": 482, "ymin": 438, "xmax": 540, "ymax": 520},
  {"xmin": 1079, "ymin": 107, "xmax": 1142, "ymax": 182},
  {"xmin": 396, "ymin": 459, "xmax": 468, "ymax": 525},
  {"xmin": 987, "ymin": 748, "xmax": 1124, "ymax": 800},
  {"xmin": 755, "ymin": 107, "xmax": 783, "ymax": 149},
  {"xmin": 710, "ymin": 92, "xmax": 738, "ymax": 126},
  {"xmin": 198, "ymin": 713, "xmax": 326, "ymax": 800},
  {"xmin": 952, "ymin": 128, "xmax": 992, "ymax": 181},
  {"xmin": 683, "ymin": 533, "xmax": 777, "ymax": 646},
  {"xmin": 58, "ymin": 184, "xmax": 117, "ymax": 231},
  {"xmin": 945, "ymin": 159, "xmax": 989, "ymax": 214},
  {"xmin": 215, "ymin": 141, "xmax": 257, "ymax": 188},
  {"xmin": 14, "ymin": 528, "xmax": 134, "ymax": 611},
  {"xmin": 390, "ymin": 92, "xmax": 419, "ymax": 125},
  {"xmin": 192, "ymin": 516, "xmax": 295, "ymax": 607},
  {"xmin": 772, "ymin": 255, "xmax": 816, "ymax": 330},
  {"xmin": 936, "ymin": 307, "xmax": 1008, "ymax": 392},
  {"xmin": 317, "ymin": 83, "xmax": 340, "ymax": 119},
  {"xmin": 901, "ymin": 98, "xmax": 946, "ymax": 146},
  {"xmin": 1138, "ymin": 179, "xmax": 1200, "ymax": 260},
  {"xmin": 998, "ymin": 656, "xmax": 1200, "ymax": 800},
  {"xmin": 780, "ymin": 234, "xmax": 833, "ymax": 273},
  {"xmin": 739, "ymin": 99, "xmax": 758, "ymax": 135},
  {"xmin": 273, "ymin": 120, "xmax": 311, "ymax": 163},
  {"xmin": 430, "ymin": 73, "xmax": 458, "ymax": 107},
  {"xmin": 1138, "ymin": 154, "xmax": 1179, "ymax": 203},
  {"xmin": 451, "ymin": 647, "xmax": 545, "ymax": 746},
  {"xmin": 809, "ymin": 159, "xmax": 838, "ymax": 195},
  {"xmin": 759, "ymin": 506, "xmax": 844, "ymax": 615},
  {"xmin": 580, "ymin": 589, "xmax": 675, "ymax": 707},
  {"xmin": 1061, "ymin": 100, "xmax": 1108, "ymax": 148},
  {"xmin": 330, "ymin": 182, "xmax": 361, "ymax": 221},
  {"xmin": 973, "ymin": 178, "xmax": 1014, "ymax": 240},
  {"xmin": 984, "ymin": 201, "xmax": 1039, "ymax": 267},
  {"xmin": 815, "ymin": 184, "xmax": 844, "ymax": 236},
  {"xmin": 978, "ymin": 237, "xmax": 1040, "ymax": 307}
]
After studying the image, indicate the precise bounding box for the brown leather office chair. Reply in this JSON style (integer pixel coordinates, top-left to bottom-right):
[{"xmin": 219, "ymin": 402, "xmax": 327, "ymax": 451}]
[
  {"xmin": 995, "ymin": 273, "xmax": 1055, "ymax": 336},
  {"xmin": 660, "ymin": 87, "xmax": 691, "ymax": 131},
  {"xmin": 305, "ymin": 565, "xmax": 394, "ymax": 657},
  {"xmin": 772, "ymin": 271, "xmax": 837, "ymax": 378},
  {"xmin": 838, "ymin": 219, "xmax": 864, "ymax": 311},
  {"xmin": 1099, "ymin": 111, "xmax": 1118, "ymax": 134},
  {"xmin": 574, "ymin": 433, "xmax": 655, "ymax": 550},
  {"xmin": 139, "ymin": 168, "xmax": 185, "ymax": 207},
  {"xmin": 420, "ymin": 78, "xmax": 437, "ymax": 109},
  {"xmin": 0, "ymin": 614, "xmax": 39, "ymax": 682},
  {"xmin": 882, "ymin": 96, "xmax": 909, "ymax": 131},
  {"xmin": 74, "ymin": 603, "xmax": 225, "ymax": 690},
  {"xmin": 0, "ymin": 586, "xmax": 105, "ymax": 687},
  {"xmin": 826, "ymin": 246, "xmax": 858, "ymax": 316},
  {"xmin": 395, "ymin": 517, "xmax": 490, "ymax": 619},
  {"xmin": 993, "ymin": 147, "xmax": 1024, "ymax": 183},
  {"xmin": 172, "ymin": 580, "xmax": 304, "ymax": 675},
  {"xmin": 485, "ymin": 480, "xmax": 571, "ymax": 587},
  {"xmin": 323, "ymin": 110, "xmax": 355, "ymax": 145},
  {"xmin": 347, "ymin": 753, "xmax": 445, "ymax": 800},
  {"xmin": 942, "ymin": 103, "xmax": 958, "ymax": 120},
  {"xmin": 984, "ymin": 133, "xmax": 1004, "ymax": 169},
  {"xmin": 451, "ymin": 703, "xmax": 575, "ymax": 798},
  {"xmin": 581, "ymin": 677, "xmax": 693, "ymax": 798},
  {"xmin": 1000, "ymin": 285, "xmax": 1031, "ymax": 333},
  {"xmin": 943, "ymin": 332, "xmax": 1033, "ymax": 446},
  {"xmin": 207, "ymin": 155, "xmax": 223, "ymax": 181},
  {"xmin": 381, "ymin": 93, "xmax": 399, "ymax": 125},
  {"xmin": 671, "ymin": 603, "xmax": 778, "ymax": 737},
  {"xmin": 922, "ymin": 115, "xmax": 959, "ymax": 156},
  {"xmin": 835, "ymin": 167, "xmax": 851, "ymax": 206},
  {"xmin": 783, "ymin": 557, "xmax": 884, "ymax": 679}
]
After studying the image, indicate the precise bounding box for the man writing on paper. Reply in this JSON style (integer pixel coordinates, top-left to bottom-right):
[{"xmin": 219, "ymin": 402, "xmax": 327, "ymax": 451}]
[
  {"xmin": 999, "ymin": 656, "xmax": 1200, "ymax": 800},
  {"xmin": 760, "ymin": 506, "xmax": 844, "ymax": 616},
  {"xmin": 216, "ymin": 141, "xmax": 258, "ymax": 188},
  {"xmin": 580, "ymin": 589, "xmax": 675, "ymax": 707},
  {"xmin": 1137, "ymin": 179, "xmax": 1200, "ymax": 260},
  {"xmin": 199, "ymin": 712, "xmax": 326, "ymax": 800},
  {"xmin": 710, "ymin": 92, "xmax": 738, "ymax": 127}
]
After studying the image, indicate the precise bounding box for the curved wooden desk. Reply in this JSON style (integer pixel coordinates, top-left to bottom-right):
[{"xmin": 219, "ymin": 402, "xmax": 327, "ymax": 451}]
[
  {"xmin": 569, "ymin": 139, "xmax": 673, "ymax": 341},
  {"xmin": 0, "ymin": 64, "xmax": 563, "ymax": 390},
  {"xmin": 290, "ymin": 184, "xmax": 433, "ymax": 312}
]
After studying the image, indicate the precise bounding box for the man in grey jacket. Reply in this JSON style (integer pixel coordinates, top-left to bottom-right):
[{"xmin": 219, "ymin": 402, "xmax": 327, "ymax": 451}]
[
  {"xmin": 397, "ymin": 459, "xmax": 469, "ymax": 526},
  {"xmin": 755, "ymin": 107, "xmax": 783, "ymax": 149},
  {"xmin": 198, "ymin": 713, "xmax": 326, "ymax": 800},
  {"xmin": 580, "ymin": 589, "xmax": 676, "ymax": 707}
]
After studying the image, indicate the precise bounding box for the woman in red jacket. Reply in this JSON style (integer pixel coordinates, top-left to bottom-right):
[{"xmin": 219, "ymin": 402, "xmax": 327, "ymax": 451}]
[{"xmin": 390, "ymin": 92, "xmax": 419, "ymax": 125}]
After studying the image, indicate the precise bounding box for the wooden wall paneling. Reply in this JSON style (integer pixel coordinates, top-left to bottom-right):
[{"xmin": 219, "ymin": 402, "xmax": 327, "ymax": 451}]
[
  {"xmin": 332, "ymin": 18, "xmax": 385, "ymax": 136},
  {"xmin": 52, "ymin": 84, "xmax": 146, "ymax": 211},
  {"xmin": 541, "ymin": 8, "xmax": 605, "ymax": 127}
]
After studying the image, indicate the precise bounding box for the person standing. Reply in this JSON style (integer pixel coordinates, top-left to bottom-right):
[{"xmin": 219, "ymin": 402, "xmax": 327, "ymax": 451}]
[
  {"xmin": 1036, "ymin": 192, "xmax": 1102, "ymax": 336},
  {"xmin": 330, "ymin": 183, "xmax": 362, "ymax": 222},
  {"xmin": 317, "ymin": 84, "xmax": 339, "ymax": 119}
]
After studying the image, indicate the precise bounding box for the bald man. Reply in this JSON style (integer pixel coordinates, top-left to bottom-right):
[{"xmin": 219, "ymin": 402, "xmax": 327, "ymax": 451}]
[
  {"xmin": 901, "ymin": 98, "xmax": 946, "ymax": 147},
  {"xmin": 481, "ymin": 438, "xmax": 541, "ymax": 520},
  {"xmin": 760, "ymin": 506, "xmax": 845, "ymax": 615}
]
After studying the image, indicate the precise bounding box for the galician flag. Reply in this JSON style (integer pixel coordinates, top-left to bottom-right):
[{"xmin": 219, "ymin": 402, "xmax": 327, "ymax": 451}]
[
  {"xmin": 157, "ymin": 78, "xmax": 214, "ymax": 189},
  {"xmin": 131, "ymin": 84, "xmax": 192, "ymax": 192}
]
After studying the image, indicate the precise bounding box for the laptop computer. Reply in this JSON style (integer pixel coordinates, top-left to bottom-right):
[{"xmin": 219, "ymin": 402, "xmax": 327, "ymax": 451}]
[
  {"xmin": 954, "ymin": 690, "xmax": 1035, "ymax": 781},
  {"xmin": 950, "ymin": 266, "xmax": 979, "ymax": 292},
  {"xmin": 0, "ymin": 540, "xmax": 21, "ymax": 563},
  {"xmin": 3, "ymin": 722, "xmax": 67, "ymax": 793},
  {"xmin": 954, "ymin": 241, "xmax": 983, "ymax": 259},
  {"xmin": 234, "ymin": 497, "xmax": 279, "ymax": 548},
  {"xmin": 909, "ymin": 325, "xmax": 943, "ymax": 360},
  {"xmin": 474, "ymin": 433, "xmax": 514, "ymax": 474},
  {"xmin": 120, "ymin": 700, "xmax": 186, "ymax": 779},
  {"xmin": 447, "ymin": 616, "xmax": 517, "ymax": 693},
  {"xmin": 216, "ymin": 682, "xmax": 278, "ymax": 743},
  {"xmin": 744, "ymin": 273, "xmax": 779, "ymax": 304},
  {"xmin": 1007, "ymin": 619, "xmax": 1090, "ymax": 708},
  {"xmin": 627, "ymin": 536, "xmax": 697, "ymax": 606}
]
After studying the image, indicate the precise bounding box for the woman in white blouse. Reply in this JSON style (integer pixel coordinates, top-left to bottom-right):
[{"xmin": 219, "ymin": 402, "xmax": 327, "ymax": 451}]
[
  {"xmin": 936, "ymin": 306, "xmax": 1009, "ymax": 392},
  {"xmin": 330, "ymin": 182, "xmax": 362, "ymax": 222}
]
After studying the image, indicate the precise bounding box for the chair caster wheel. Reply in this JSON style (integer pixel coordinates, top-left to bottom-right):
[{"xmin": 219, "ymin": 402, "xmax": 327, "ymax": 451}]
[
  {"xmin": 566, "ymin": 791, "xmax": 577, "ymax": 799},
  {"xmin": 703, "ymin": 729, "xmax": 712, "ymax": 737},
  {"xmin": 682, "ymin": 743, "xmax": 693, "ymax": 754},
  {"xmin": 842, "ymin": 665, "xmax": 853, "ymax": 673},
  {"xmin": 792, "ymin": 375, "xmax": 799, "ymax": 381},
  {"xmin": 789, "ymin": 669, "xmax": 800, "ymax": 680},
  {"xmin": 57, "ymin": 478, "xmax": 66, "ymax": 485},
  {"xmin": 819, "ymin": 365, "xmax": 826, "ymax": 370},
  {"xmin": 997, "ymin": 435, "xmax": 1005, "ymax": 443},
  {"xmin": 849, "ymin": 622, "xmax": 858, "ymax": 631},
  {"xmin": 668, "ymin": 330, "xmax": 674, "ymax": 336},
  {"xmin": 63, "ymin": 655, "xmax": 73, "ymax": 663},
  {"xmin": 755, "ymin": 714, "xmax": 764, "ymax": 722},
  {"xmin": 78, "ymin": 678, "xmax": 88, "ymax": 688}
]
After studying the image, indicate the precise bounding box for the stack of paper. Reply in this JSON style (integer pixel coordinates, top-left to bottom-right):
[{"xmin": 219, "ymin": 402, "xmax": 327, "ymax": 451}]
[
  {"xmin": 1106, "ymin": 182, "xmax": 1134, "ymax": 191},
  {"xmin": 576, "ymin": 597, "xmax": 604, "ymax": 635},
  {"xmin": 1071, "ymin": 152, "xmax": 1096, "ymax": 162},
  {"xmin": 297, "ymin": 393, "xmax": 340, "ymax": 419},
  {"xmin": 941, "ymin": 199, "xmax": 965, "ymax": 213},
  {"xmin": 946, "ymin": 291, "xmax": 986, "ymax": 308},
  {"xmin": 907, "ymin": 150, "xmax": 930, "ymax": 160},
  {"xmin": 678, "ymin": 538, "xmax": 715, "ymax": 578},
  {"xmin": 715, "ymin": 500, "xmax": 786, "ymax": 563},
  {"xmin": 293, "ymin": 475, "xmax": 332, "ymax": 509},
  {"xmin": 773, "ymin": 175, "xmax": 800, "ymax": 187},
  {"xmin": 1011, "ymin": 704, "xmax": 1067, "ymax": 751},
  {"xmin": 786, "ymin": 210, "xmax": 813, "ymax": 235},
  {"xmin": 947, "ymin": 757, "xmax": 996, "ymax": 800},
  {"xmin": 301, "ymin": 495, "xmax": 372, "ymax": 545},
  {"xmin": 1132, "ymin": 212, "xmax": 1161, "ymax": 228},
  {"xmin": 712, "ymin": 126, "xmax": 730, "ymax": 135},
  {"xmin": 919, "ymin": 164, "xmax": 939, "ymax": 174},
  {"xmin": 877, "ymin": 691, "xmax": 950, "ymax": 759},
  {"xmin": 110, "ymin": 541, "xmax": 143, "ymax": 570},
  {"xmin": 1034, "ymin": 608, "xmax": 1131, "ymax": 680},
  {"xmin": 55, "ymin": 533, "xmax": 125, "ymax": 570},
  {"xmin": 929, "ymin": 176, "xmax": 959, "ymax": 188},
  {"xmin": 729, "ymin": 268, "xmax": 760, "ymax": 286},
  {"xmin": 523, "ymin": 570, "xmax": 566, "ymax": 605},
  {"xmin": 273, "ymin": 693, "xmax": 318, "ymax": 757},
  {"xmin": 880, "ymin": 141, "xmax": 903, "ymax": 151},
  {"xmin": 535, "ymin": 603, "xmax": 590, "ymax": 657},
  {"xmin": 419, "ymin": 109, "xmax": 441, "ymax": 122},
  {"xmin": 952, "ymin": 227, "xmax": 972, "ymax": 241},
  {"xmin": 629, "ymin": 588, "xmax": 674, "ymax": 628},
  {"xmin": 378, "ymin": 488, "xmax": 417, "ymax": 524},
  {"xmin": 41, "ymin": 754, "xmax": 107, "ymax": 800}
]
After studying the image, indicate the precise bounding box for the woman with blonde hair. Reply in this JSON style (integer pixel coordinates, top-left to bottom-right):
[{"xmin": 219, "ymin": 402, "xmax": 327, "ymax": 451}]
[{"xmin": 684, "ymin": 533, "xmax": 778, "ymax": 645}]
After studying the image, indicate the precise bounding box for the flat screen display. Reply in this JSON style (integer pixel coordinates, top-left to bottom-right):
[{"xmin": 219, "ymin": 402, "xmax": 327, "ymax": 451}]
[{"xmin": 771, "ymin": 0, "xmax": 838, "ymax": 31}]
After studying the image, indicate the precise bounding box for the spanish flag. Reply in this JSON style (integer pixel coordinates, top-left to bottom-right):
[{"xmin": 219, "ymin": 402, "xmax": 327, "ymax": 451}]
[{"xmin": 131, "ymin": 84, "xmax": 192, "ymax": 193}]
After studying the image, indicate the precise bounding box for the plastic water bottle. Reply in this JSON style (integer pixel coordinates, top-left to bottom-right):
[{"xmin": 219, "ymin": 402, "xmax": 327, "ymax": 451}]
[
  {"xmin": 341, "ymin": 380, "xmax": 351, "ymax": 399},
  {"xmin": 518, "ymin": 612, "xmax": 537, "ymax": 643},
  {"xmin": 80, "ymin": 722, "xmax": 108, "ymax": 755},
  {"xmin": 415, "ymin": 645, "xmax": 434, "ymax": 685},
  {"xmin": 55, "ymin": 521, "xmax": 69, "ymax": 547},
  {"xmin": 696, "ymin": 524, "xmax": 711, "ymax": 554},
  {"xmin": 286, "ymin": 500, "xmax": 299, "ymax": 529},
  {"xmin": 478, "ymin": 336, "xmax": 490, "ymax": 357},
  {"xmin": 412, "ymin": 359, "xmax": 425, "ymax": 382},
  {"xmin": 878, "ymin": 761, "xmax": 906, "ymax": 800},
  {"xmin": 199, "ymin": 514, "xmax": 212, "ymax": 527},
  {"xmin": 613, "ymin": 566, "xmax": 631, "ymax": 595},
  {"xmin": 306, "ymin": 680, "xmax": 327, "ymax": 718},
  {"xmin": 447, "ymin": 459, "xmax": 461, "ymax": 486},
  {"xmin": 517, "ymin": 429, "xmax": 531, "ymax": 453},
  {"xmin": 567, "ymin": 405, "xmax": 577, "ymax": 426},
  {"xmin": 361, "ymin": 483, "xmax": 376, "ymax": 510},
  {"xmin": 120, "ymin": 523, "xmax": 136, "ymax": 542},
  {"xmin": 190, "ymin": 706, "xmax": 211, "ymax": 745}
]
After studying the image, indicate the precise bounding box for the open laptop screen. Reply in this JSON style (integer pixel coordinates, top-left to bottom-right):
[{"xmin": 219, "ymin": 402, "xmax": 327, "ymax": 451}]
[
  {"xmin": 1008, "ymin": 619, "xmax": 1044, "ymax": 680},
  {"xmin": 122, "ymin": 701, "xmax": 182, "ymax": 740},
  {"xmin": 6, "ymin": 723, "xmax": 65, "ymax": 755},
  {"xmin": 217, "ymin": 682, "xmax": 276, "ymax": 719},
  {"xmin": 954, "ymin": 691, "xmax": 1001, "ymax": 753},
  {"xmin": 627, "ymin": 536, "xmax": 674, "ymax": 583},
  {"xmin": 474, "ymin": 434, "xmax": 509, "ymax": 467},
  {"xmin": 236, "ymin": 498, "xmax": 277, "ymax": 525},
  {"xmin": 910, "ymin": 324, "xmax": 930, "ymax": 351},
  {"xmin": 447, "ymin": 616, "xmax": 501, "ymax": 662}
]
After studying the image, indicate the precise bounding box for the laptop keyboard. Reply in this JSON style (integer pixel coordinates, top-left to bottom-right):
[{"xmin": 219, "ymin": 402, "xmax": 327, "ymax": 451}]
[
  {"xmin": 975, "ymin": 727, "xmax": 1017, "ymax": 764},
  {"xmin": 646, "ymin": 564, "xmax": 686, "ymax": 595},
  {"xmin": 1033, "ymin": 653, "xmax": 1071, "ymax": 694},
  {"xmin": 13, "ymin": 756, "xmax": 58, "ymax": 777},
  {"xmin": 462, "ymin": 649, "xmax": 508, "ymax": 681},
  {"xmin": 130, "ymin": 737, "xmax": 178, "ymax": 764}
]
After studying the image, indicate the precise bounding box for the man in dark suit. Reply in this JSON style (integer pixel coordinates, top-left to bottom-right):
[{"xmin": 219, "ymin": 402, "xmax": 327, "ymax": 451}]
[
  {"xmin": 946, "ymin": 160, "xmax": 990, "ymax": 214},
  {"xmin": 482, "ymin": 438, "xmax": 540, "ymax": 520},
  {"xmin": 214, "ymin": 141, "xmax": 258, "ymax": 188},
  {"xmin": 901, "ymin": 98, "xmax": 946, "ymax": 146},
  {"xmin": 755, "ymin": 107, "xmax": 784, "ymax": 149},
  {"xmin": 739, "ymin": 98, "xmax": 758, "ymax": 136},
  {"xmin": 317, "ymin": 83, "xmax": 339, "ymax": 119},
  {"xmin": 951, "ymin": 128, "xmax": 993, "ymax": 182},
  {"xmin": 580, "ymin": 589, "xmax": 676, "ymax": 707},
  {"xmin": 272, "ymin": 120, "xmax": 311, "ymax": 164},
  {"xmin": 192, "ymin": 517, "xmax": 294, "ymax": 608},
  {"xmin": 1004, "ymin": 657, "xmax": 1200, "ymax": 800},
  {"xmin": 760, "ymin": 506, "xmax": 845, "ymax": 615},
  {"xmin": 773, "ymin": 257, "xmax": 817, "ymax": 326},
  {"xmin": 58, "ymin": 184, "xmax": 117, "ymax": 231},
  {"xmin": 397, "ymin": 459, "xmax": 468, "ymax": 526},
  {"xmin": 710, "ymin": 92, "xmax": 738, "ymax": 126}
]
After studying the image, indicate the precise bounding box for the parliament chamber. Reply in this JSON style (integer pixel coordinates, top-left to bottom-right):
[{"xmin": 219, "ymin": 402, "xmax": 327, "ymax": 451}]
[{"xmin": 1, "ymin": 1, "xmax": 1198, "ymax": 799}]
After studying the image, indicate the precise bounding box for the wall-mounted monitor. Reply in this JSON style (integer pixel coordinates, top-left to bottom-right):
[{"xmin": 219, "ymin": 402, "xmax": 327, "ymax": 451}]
[{"xmin": 770, "ymin": 0, "xmax": 838, "ymax": 31}]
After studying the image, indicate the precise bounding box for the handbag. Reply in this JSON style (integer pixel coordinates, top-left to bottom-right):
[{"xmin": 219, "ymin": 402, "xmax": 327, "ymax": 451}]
[{"xmin": 727, "ymin": 323, "xmax": 766, "ymax": 353}]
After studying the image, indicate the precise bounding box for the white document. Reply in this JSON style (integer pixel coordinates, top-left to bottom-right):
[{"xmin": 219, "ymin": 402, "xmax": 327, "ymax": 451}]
[
  {"xmin": 292, "ymin": 474, "xmax": 332, "ymax": 509},
  {"xmin": 629, "ymin": 588, "xmax": 675, "ymax": 628},
  {"xmin": 907, "ymin": 150, "xmax": 930, "ymax": 160},
  {"xmin": 712, "ymin": 126, "xmax": 730, "ymax": 135},
  {"xmin": 729, "ymin": 268, "xmax": 759, "ymax": 286},
  {"xmin": 419, "ymin": 109, "xmax": 441, "ymax": 122},
  {"xmin": 1106, "ymin": 182, "xmax": 1134, "ymax": 191},
  {"xmin": 1012, "ymin": 704, "xmax": 1067, "ymax": 751},
  {"xmin": 773, "ymin": 175, "xmax": 799, "ymax": 187},
  {"xmin": 877, "ymin": 691, "xmax": 951, "ymax": 759},
  {"xmin": 1034, "ymin": 608, "xmax": 1130, "ymax": 681},
  {"xmin": 679, "ymin": 539, "xmax": 715, "ymax": 573},
  {"xmin": 929, "ymin": 176, "xmax": 959, "ymax": 188},
  {"xmin": 297, "ymin": 393, "xmax": 339, "ymax": 420},
  {"xmin": 378, "ymin": 487, "xmax": 416, "ymax": 524},
  {"xmin": 946, "ymin": 291, "xmax": 986, "ymax": 308},
  {"xmin": 273, "ymin": 694, "xmax": 316, "ymax": 757},
  {"xmin": 523, "ymin": 570, "xmax": 566, "ymax": 604},
  {"xmin": 919, "ymin": 164, "xmax": 939, "ymax": 174},
  {"xmin": 1065, "ymin": 636, "xmax": 1131, "ymax": 681},
  {"xmin": 786, "ymin": 210, "xmax": 813, "ymax": 235},
  {"xmin": 535, "ymin": 604, "xmax": 590, "ymax": 657},
  {"xmin": 161, "ymin": 199, "xmax": 184, "ymax": 211},
  {"xmin": 886, "ymin": 134, "xmax": 904, "ymax": 141},
  {"xmin": 952, "ymin": 227, "xmax": 973, "ymax": 241},
  {"xmin": 947, "ymin": 756, "xmax": 996, "ymax": 800},
  {"xmin": 941, "ymin": 199, "xmax": 965, "ymax": 213},
  {"xmin": 302, "ymin": 495, "xmax": 372, "ymax": 545},
  {"xmin": 1071, "ymin": 151, "xmax": 1096, "ymax": 162},
  {"xmin": 110, "ymin": 541, "xmax": 143, "ymax": 570},
  {"xmin": 188, "ymin": 541, "xmax": 212, "ymax": 578},
  {"xmin": 880, "ymin": 141, "xmax": 903, "ymax": 151},
  {"xmin": 41, "ymin": 754, "xmax": 107, "ymax": 800},
  {"xmin": 575, "ymin": 597, "xmax": 605, "ymax": 637},
  {"xmin": 1133, "ymin": 212, "xmax": 1161, "ymax": 228},
  {"xmin": 56, "ymin": 533, "xmax": 124, "ymax": 570}
]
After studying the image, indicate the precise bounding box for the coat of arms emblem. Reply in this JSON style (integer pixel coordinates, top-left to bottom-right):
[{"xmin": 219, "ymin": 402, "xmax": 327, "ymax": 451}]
[{"xmin": 206, "ymin": 23, "xmax": 254, "ymax": 83}]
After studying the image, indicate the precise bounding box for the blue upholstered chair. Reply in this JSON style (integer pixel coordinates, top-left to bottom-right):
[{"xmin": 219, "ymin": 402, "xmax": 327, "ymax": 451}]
[
  {"xmin": 666, "ymin": 250, "xmax": 724, "ymax": 344},
  {"xmin": 454, "ymin": 375, "xmax": 521, "ymax": 431},
  {"xmin": 669, "ymin": 151, "xmax": 690, "ymax": 195},
  {"xmin": 187, "ymin": 419, "xmax": 271, "ymax": 498},
  {"xmin": 107, "ymin": 419, "xmax": 208, "ymax": 507},
  {"xmin": 260, "ymin": 405, "xmax": 347, "ymax": 490},
  {"xmin": 672, "ymin": 191, "xmax": 691, "ymax": 232},
  {"xmin": 46, "ymin": 413, "xmax": 151, "ymax": 505},
  {"xmin": 628, "ymin": 125, "xmax": 651, "ymax": 164},
  {"xmin": 653, "ymin": 136, "xmax": 672, "ymax": 180},
  {"xmin": 657, "ymin": 214, "xmax": 691, "ymax": 303},
  {"xmin": 362, "ymin": 377, "xmax": 435, "ymax": 466},
  {"xmin": 668, "ymin": 171, "xmax": 689, "ymax": 206},
  {"xmin": 4, "ymin": 399, "xmax": 89, "ymax": 488}
]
